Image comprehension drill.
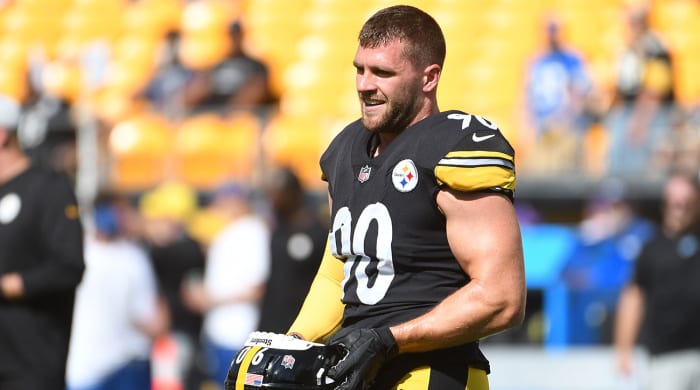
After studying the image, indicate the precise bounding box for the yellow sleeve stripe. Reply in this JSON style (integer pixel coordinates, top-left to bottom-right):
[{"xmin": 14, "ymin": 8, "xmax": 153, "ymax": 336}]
[
  {"xmin": 435, "ymin": 165, "xmax": 516, "ymax": 192},
  {"xmin": 287, "ymin": 240, "xmax": 345, "ymax": 343},
  {"xmin": 443, "ymin": 150, "xmax": 514, "ymax": 163},
  {"xmin": 235, "ymin": 346, "xmax": 264, "ymax": 390}
]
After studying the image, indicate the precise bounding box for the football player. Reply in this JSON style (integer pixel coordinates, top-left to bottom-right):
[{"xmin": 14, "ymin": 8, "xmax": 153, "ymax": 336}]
[{"xmin": 285, "ymin": 5, "xmax": 527, "ymax": 390}]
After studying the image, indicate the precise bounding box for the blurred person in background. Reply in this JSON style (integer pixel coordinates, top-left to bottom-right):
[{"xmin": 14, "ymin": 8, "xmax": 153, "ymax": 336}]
[
  {"xmin": 257, "ymin": 167, "xmax": 327, "ymax": 334},
  {"xmin": 66, "ymin": 192, "xmax": 169, "ymax": 390},
  {"xmin": 143, "ymin": 31, "xmax": 194, "ymax": 121},
  {"xmin": 181, "ymin": 181, "xmax": 270, "ymax": 387},
  {"xmin": 605, "ymin": 5, "xmax": 675, "ymax": 178},
  {"xmin": 0, "ymin": 96, "xmax": 84, "ymax": 390},
  {"xmin": 522, "ymin": 16, "xmax": 594, "ymax": 175},
  {"xmin": 614, "ymin": 171, "xmax": 700, "ymax": 390},
  {"xmin": 182, "ymin": 21, "xmax": 276, "ymax": 117},
  {"xmin": 139, "ymin": 182, "xmax": 207, "ymax": 390},
  {"xmin": 560, "ymin": 178, "xmax": 654, "ymax": 343}
]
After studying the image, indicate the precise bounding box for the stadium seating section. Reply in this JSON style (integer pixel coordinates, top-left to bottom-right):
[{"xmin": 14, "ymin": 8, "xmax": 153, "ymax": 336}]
[{"xmin": 1, "ymin": 0, "xmax": 698, "ymax": 192}]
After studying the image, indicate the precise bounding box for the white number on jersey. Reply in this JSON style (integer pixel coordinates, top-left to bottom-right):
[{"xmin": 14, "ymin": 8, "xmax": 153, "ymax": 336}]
[{"xmin": 330, "ymin": 202, "xmax": 395, "ymax": 305}]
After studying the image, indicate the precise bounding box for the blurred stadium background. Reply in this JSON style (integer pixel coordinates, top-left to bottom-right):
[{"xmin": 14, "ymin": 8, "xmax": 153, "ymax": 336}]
[{"xmin": 2, "ymin": 0, "xmax": 700, "ymax": 388}]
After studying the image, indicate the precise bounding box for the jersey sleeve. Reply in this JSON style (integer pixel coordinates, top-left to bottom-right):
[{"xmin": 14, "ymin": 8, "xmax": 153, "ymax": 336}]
[
  {"xmin": 287, "ymin": 240, "xmax": 344, "ymax": 343},
  {"xmin": 434, "ymin": 113, "xmax": 516, "ymax": 199}
]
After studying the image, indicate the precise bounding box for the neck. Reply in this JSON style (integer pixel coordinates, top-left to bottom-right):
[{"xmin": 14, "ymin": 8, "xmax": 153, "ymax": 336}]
[
  {"xmin": 0, "ymin": 150, "xmax": 31, "ymax": 184},
  {"xmin": 374, "ymin": 103, "xmax": 438, "ymax": 157}
]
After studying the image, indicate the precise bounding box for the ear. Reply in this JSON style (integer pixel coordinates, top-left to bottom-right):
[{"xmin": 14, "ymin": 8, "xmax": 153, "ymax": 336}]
[{"xmin": 422, "ymin": 64, "xmax": 441, "ymax": 93}]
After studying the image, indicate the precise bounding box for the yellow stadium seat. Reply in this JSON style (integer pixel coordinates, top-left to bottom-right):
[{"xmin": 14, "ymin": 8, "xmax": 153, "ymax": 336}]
[
  {"xmin": 674, "ymin": 53, "xmax": 700, "ymax": 106},
  {"xmin": 112, "ymin": 34, "xmax": 160, "ymax": 68},
  {"xmin": 41, "ymin": 59, "xmax": 82, "ymax": 103},
  {"xmin": 61, "ymin": 6, "xmax": 124, "ymax": 42},
  {"xmin": 650, "ymin": 0, "xmax": 700, "ymax": 32},
  {"xmin": 92, "ymin": 87, "xmax": 147, "ymax": 127},
  {"xmin": 222, "ymin": 112, "xmax": 262, "ymax": 180},
  {"xmin": 180, "ymin": 0, "xmax": 235, "ymax": 35},
  {"xmin": 122, "ymin": 0, "xmax": 184, "ymax": 39},
  {"xmin": 1, "ymin": 8, "xmax": 58, "ymax": 44},
  {"xmin": 173, "ymin": 113, "xmax": 244, "ymax": 190},
  {"xmin": 0, "ymin": 64, "xmax": 29, "ymax": 103},
  {"xmin": 108, "ymin": 112, "xmax": 174, "ymax": 191},
  {"xmin": 261, "ymin": 113, "xmax": 327, "ymax": 190},
  {"xmin": 0, "ymin": 38, "xmax": 30, "ymax": 75},
  {"xmin": 178, "ymin": 31, "xmax": 232, "ymax": 71}
]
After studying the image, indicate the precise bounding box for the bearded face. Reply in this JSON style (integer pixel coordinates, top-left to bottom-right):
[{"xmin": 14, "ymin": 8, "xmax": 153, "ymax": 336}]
[{"xmin": 354, "ymin": 40, "xmax": 426, "ymax": 135}]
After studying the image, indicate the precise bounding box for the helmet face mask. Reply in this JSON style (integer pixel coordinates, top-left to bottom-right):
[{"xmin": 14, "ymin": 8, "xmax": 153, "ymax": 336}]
[{"xmin": 225, "ymin": 332, "xmax": 346, "ymax": 390}]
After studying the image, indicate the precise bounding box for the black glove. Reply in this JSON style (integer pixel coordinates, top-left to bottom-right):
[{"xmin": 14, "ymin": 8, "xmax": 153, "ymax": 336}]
[{"xmin": 327, "ymin": 327, "xmax": 398, "ymax": 390}]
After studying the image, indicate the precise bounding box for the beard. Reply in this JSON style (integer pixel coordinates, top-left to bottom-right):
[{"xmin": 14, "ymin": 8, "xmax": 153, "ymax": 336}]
[{"xmin": 360, "ymin": 85, "xmax": 422, "ymax": 135}]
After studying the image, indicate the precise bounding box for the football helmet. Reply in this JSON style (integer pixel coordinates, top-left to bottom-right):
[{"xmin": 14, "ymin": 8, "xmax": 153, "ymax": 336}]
[{"xmin": 225, "ymin": 332, "xmax": 345, "ymax": 390}]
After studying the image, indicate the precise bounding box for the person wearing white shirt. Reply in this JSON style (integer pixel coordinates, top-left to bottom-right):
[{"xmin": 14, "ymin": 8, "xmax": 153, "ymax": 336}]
[
  {"xmin": 182, "ymin": 182, "xmax": 270, "ymax": 385},
  {"xmin": 66, "ymin": 194, "xmax": 168, "ymax": 390}
]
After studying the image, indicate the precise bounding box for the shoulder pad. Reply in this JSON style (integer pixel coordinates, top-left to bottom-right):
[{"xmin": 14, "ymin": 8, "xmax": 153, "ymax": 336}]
[{"xmin": 435, "ymin": 112, "xmax": 516, "ymax": 197}]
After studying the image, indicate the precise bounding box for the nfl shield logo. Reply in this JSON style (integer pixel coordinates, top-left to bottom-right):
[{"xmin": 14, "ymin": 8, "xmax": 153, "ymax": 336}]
[
  {"xmin": 281, "ymin": 354, "xmax": 295, "ymax": 369},
  {"xmin": 358, "ymin": 165, "xmax": 372, "ymax": 183}
]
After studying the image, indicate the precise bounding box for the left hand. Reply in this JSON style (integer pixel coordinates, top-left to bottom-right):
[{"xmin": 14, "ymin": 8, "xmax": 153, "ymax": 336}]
[
  {"xmin": 180, "ymin": 280, "xmax": 210, "ymax": 313},
  {"xmin": 0, "ymin": 273, "xmax": 24, "ymax": 299},
  {"xmin": 327, "ymin": 327, "xmax": 398, "ymax": 390}
]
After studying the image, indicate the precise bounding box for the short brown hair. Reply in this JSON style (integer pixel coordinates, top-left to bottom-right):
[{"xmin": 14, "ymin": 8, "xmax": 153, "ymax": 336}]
[{"xmin": 358, "ymin": 5, "xmax": 446, "ymax": 68}]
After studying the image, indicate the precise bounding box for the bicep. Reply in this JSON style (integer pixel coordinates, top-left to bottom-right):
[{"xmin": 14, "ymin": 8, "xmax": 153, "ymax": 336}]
[{"xmin": 437, "ymin": 189, "xmax": 525, "ymax": 296}]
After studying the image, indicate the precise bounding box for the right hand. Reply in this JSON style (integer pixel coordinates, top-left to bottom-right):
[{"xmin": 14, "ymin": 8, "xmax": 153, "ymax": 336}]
[{"xmin": 327, "ymin": 327, "xmax": 398, "ymax": 390}]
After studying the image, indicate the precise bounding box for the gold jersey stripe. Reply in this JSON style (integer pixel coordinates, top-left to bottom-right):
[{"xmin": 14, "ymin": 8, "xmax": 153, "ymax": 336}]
[
  {"xmin": 467, "ymin": 367, "xmax": 489, "ymax": 390},
  {"xmin": 394, "ymin": 365, "xmax": 431, "ymax": 388},
  {"xmin": 392, "ymin": 366, "xmax": 488, "ymax": 389},
  {"xmin": 435, "ymin": 165, "xmax": 516, "ymax": 192},
  {"xmin": 235, "ymin": 346, "xmax": 264, "ymax": 390},
  {"xmin": 443, "ymin": 150, "xmax": 514, "ymax": 163}
]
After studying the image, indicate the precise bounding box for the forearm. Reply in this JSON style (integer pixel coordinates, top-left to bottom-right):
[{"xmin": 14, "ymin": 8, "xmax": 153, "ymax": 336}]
[
  {"xmin": 288, "ymin": 243, "xmax": 345, "ymax": 342},
  {"xmin": 221, "ymin": 284, "xmax": 265, "ymax": 306},
  {"xmin": 390, "ymin": 278, "xmax": 524, "ymax": 353},
  {"xmin": 136, "ymin": 296, "xmax": 171, "ymax": 339},
  {"xmin": 614, "ymin": 285, "xmax": 644, "ymax": 354},
  {"xmin": 21, "ymin": 260, "xmax": 84, "ymax": 297}
]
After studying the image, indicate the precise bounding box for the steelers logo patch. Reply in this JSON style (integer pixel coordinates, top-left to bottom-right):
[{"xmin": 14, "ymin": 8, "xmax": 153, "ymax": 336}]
[
  {"xmin": 392, "ymin": 159, "xmax": 418, "ymax": 192},
  {"xmin": 0, "ymin": 193, "xmax": 21, "ymax": 224}
]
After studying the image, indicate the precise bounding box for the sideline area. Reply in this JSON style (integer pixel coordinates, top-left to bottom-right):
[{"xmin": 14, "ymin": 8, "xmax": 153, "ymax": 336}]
[{"xmin": 483, "ymin": 345, "xmax": 648, "ymax": 390}]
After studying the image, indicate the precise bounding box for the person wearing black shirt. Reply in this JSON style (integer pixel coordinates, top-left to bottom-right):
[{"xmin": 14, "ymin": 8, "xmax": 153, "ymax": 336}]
[
  {"xmin": 615, "ymin": 171, "xmax": 700, "ymax": 389},
  {"xmin": 258, "ymin": 167, "xmax": 327, "ymax": 334},
  {"xmin": 0, "ymin": 96, "xmax": 85, "ymax": 389}
]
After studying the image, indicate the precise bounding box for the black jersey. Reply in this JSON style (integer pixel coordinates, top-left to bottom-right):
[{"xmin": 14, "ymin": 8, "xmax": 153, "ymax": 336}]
[
  {"xmin": 320, "ymin": 110, "xmax": 516, "ymax": 371},
  {"xmin": 632, "ymin": 224, "xmax": 700, "ymax": 355},
  {"xmin": 0, "ymin": 165, "xmax": 84, "ymax": 384}
]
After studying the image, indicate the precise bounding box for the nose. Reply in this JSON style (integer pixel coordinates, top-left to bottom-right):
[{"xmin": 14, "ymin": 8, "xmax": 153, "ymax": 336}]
[{"xmin": 356, "ymin": 72, "xmax": 375, "ymax": 93}]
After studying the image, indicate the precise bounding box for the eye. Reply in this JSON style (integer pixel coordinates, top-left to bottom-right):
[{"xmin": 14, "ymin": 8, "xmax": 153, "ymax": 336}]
[{"xmin": 374, "ymin": 69, "xmax": 392, "ymax": 78}]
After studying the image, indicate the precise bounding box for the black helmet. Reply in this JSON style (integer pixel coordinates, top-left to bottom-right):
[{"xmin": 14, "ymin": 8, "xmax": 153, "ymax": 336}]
[{"xmin": 225, "ymin": 332, "xmax": 345, "ymax": 390}]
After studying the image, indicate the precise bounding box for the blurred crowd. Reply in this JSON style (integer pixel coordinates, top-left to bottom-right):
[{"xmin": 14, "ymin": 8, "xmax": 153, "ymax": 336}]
[
  {"xmin": 2, "ymin": 0, "xmax": 700, "ymax": 388},
  {"xmin": 0, "ymin": 0, "xmax": 698, "ymax": 193},
  {"xmin": 68, "ymin": 168, "xmax": 328, "ymax": 390},
  {"xmin": 519, "ymin": 2, "xmax": 700, "ymax": 179}
]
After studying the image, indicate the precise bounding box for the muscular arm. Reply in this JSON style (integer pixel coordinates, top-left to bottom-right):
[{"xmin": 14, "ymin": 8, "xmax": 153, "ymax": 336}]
[{"xmin": 390, "ymin": 189, "xmax": 526, "ymax": 353}]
